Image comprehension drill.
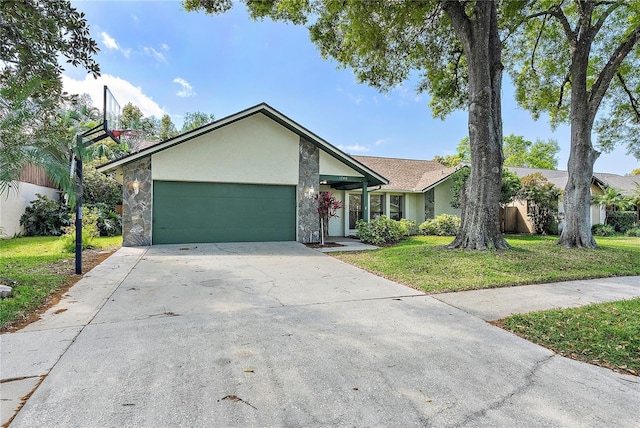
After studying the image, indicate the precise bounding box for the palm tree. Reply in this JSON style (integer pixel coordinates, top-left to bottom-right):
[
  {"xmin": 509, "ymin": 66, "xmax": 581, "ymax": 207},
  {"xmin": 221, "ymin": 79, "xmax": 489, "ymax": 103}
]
[{"xmin": 592, "ymin": 187, "xmax": 634, "ymax": 225}]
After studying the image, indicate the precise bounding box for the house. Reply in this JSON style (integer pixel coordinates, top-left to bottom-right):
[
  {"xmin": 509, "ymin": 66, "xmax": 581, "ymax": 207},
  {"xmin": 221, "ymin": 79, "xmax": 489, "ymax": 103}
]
[
  {"xmin": 0, "ymin": 165, "xmax": 61, "ymax": 237},
  {"xmin": 97, "ymin": 103, "xmax": 388, "ymax": 246}
]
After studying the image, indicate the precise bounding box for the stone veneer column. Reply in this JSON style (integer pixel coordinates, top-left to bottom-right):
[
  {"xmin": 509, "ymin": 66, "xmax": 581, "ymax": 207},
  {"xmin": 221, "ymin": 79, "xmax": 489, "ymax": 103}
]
[
  {"xmin": 298, "ymin": 137, "xmax": 320, "ymax": 243},
  {"xmin": 122, "ymin": 157, "xmax": 152, "ymax": 246}
]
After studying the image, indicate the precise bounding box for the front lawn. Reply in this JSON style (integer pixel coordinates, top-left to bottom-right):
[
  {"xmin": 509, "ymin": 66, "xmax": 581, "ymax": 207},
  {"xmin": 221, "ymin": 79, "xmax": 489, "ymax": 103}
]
[
  {"xmin": 0, "ymin": 236, "xmax": 122, "ymax": 329},
  {"xmin": 331, "ymin": 235, "xmax": 640, "ymax": 293},
  {"xmin": 501, "ymin": 298, "xmax": 640, "ymax": 376}
]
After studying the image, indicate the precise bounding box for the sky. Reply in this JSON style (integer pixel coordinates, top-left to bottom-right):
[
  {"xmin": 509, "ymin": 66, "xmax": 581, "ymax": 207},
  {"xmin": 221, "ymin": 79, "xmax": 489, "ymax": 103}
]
[{"xmin": 63, "ymin": 0, "xmax": 639, "ymax": 175}]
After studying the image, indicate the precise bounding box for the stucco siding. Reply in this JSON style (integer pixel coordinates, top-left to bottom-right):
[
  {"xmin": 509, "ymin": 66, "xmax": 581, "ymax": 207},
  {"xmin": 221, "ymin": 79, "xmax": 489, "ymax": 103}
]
[
  {"xmin": 0, "ymin": 183, "xmax": 60, "ymax": 237},
  {"xmin": 152, "ymin": 114, "xmax": 299, "ymax": 185},
  {"xmin": 319, "ymin": 151, "xmax": 364, "ymax": 178},
  {"xmin": 434, "ymin": 178, "xmax": 461, "ymax": 217}
]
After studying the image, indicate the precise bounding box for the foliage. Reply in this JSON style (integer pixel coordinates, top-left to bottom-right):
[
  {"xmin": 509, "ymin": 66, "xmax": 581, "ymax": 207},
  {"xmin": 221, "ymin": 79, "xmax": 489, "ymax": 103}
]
[
  {"xmin": 88, "ymin": 203, "xmax": 122, "ymax": 237},
  {"xmin": 606, "ymin": 211, "xmax": 638, "ymax": 234},
  {"xmin": 450, "ymin": 167, "xmax": 520, "ymax": 209},
  {"xmin": 419, "ymin": 214, "xmax": 461, "ymax": 236},
  {"xmin": 0, "ymin": 235, "xmax": 121, "ymax": 329},
  {"xmin": 355, "ymin": 216, "xmax": 404, "ymax": 245},
  {"xmin": 331, "ymin": 235, "xmax": 640, "ymax": 294},
  {"xmin": 503, "ymin": 135, "xmax": 559, "ymax": 169},
  {"xmin": 19, "ymin": 194, "xmax": 71, "ymax": 236},
  {"xmin": 82, "ymin": 165, "xmax": 122, "ymax": 208},
  {"xmin": 591, "ymin": 224, "xmax": 616, "ymax": 237},
  {"xmin": 502, "ymin": 299, "xmax": 640, "ymax": 376},
  {"xmin": 182, "ymin": 111, "xmax": 216, "ymax": 132},
  {"xmin": 60, "ymin": 206, "xmax": 99, "ymax": 252},
  {"xmin": 517, "ymin": 173, "xmax": 561, "ymax": 235},
  {"xmin": 314, "ymin": 192, "xmax": 342, "ymax": 245},
  {"xmin": 631, "ymin": 168, "xmax": 640, "ymax": 176},
  {"xmin": 625, "ymin": 227, "xmax": 640, "ymax": 237},
  {"xmin": 159, "ymin": 114, "xmax": 178, "ymax": 140},
  {"xmin": 398, "ymin": 219, "xmax": 418, "ymax": 237}
]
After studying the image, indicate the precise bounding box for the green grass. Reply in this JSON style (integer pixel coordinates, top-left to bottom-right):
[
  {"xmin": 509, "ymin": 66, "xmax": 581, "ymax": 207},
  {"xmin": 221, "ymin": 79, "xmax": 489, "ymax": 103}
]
[
  {"xmin": 0, "ymin": 235, "xmax": 122, "ymax": 328},
  {"xmin": 331, "ymin": 235, "xmax": 640, "ymax": 293},
  {"xmin": 501, "ymin": 298, "xmax": 640, "ymax": 375}
]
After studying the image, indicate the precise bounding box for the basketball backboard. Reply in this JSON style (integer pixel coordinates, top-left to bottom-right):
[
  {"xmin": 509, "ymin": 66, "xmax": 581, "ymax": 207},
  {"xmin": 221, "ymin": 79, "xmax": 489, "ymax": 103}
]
[{"xmin": 104, "ymin": 85, "xmax": 121, "ymax": 143}]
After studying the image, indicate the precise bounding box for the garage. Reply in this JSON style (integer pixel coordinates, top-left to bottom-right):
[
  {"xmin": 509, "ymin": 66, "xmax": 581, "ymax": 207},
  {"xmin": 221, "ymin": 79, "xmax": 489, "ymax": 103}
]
[{"xmin": 153, "ymin": 181, "xmax": 296, "ymax": 244}]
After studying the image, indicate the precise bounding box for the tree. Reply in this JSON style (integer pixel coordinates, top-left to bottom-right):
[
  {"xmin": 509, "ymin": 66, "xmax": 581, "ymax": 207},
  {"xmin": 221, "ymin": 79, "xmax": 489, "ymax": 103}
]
[
  {"xmin": 630, "ymin": 168, "xmax": 640, "ymax": 176},
  {"xmin": 505, "ymin": 1, "xmax": 640, "ymax": 248},
  {"xmin": 517, "ymin": 173, "xmax": 562, "ymax": 235},
  {"xmin": 591, "ymin": 187, "xmax": 634, "ymax": 225},
  {"xmin": 503, "ymin": 134, "xmax": 559, "ymax": 169},
  {"xmin": 185, "ymin": 0, "xmax": 509, "ymax": 250},
  {"xmin": 182, "ymin": 111, "xmax": 216, "ymax": 133},
  {"xmin": 0, "ymin": 0, "xmax": 100, "ymax": 193},
  {"xmin": 120, "ymin": 103, "xmax": 144, "ymax": 130},
  {"xmin": 451, "ymin": 167, "xmax": 521, "ymax": 209},
  {"xmin": 159, "ymin": 114, "xmax": 178, "ymax": 140}
]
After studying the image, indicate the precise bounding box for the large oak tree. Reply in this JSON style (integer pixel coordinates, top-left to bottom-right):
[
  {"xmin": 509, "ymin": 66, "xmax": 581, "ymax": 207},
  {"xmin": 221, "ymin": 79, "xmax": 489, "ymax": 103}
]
[
  {"xmin": 505, "ymin": 0, "xmax": 640, "ymax": 248},
  {"xmin": 185, "ymin": 0, "xmax": 509, "ymax": 249}
]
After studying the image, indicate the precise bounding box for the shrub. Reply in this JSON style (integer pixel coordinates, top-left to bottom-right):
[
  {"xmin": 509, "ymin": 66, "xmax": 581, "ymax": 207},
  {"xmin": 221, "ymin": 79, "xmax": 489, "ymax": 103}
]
[
  {"xmin": 60, "ymin": 207, "xmax": 99, "ymax": 252},
  {"xmin": 625, "ymin": 227, "xmax": 640, "ymax": 237},
  {"xmin": 20, "ymin": 194, "xmax": 71, "ymax": 236},
  {"xmin": 517, "ymin": 173, "xmax": 561, "ymax": 235},
  {"xmin": 419, "ymin": 214, "xmax": 461, "ymax": 236},
  {"xmin": 398, "ymin": 218, "xmax": 418, "ymax": 236},
  {"xmin": 83, "ymin": 166, "xmax": 122, "ymax": 208},
  {"xmin": 591, "ymin": 223, "xmax": 616, "ymax": 237},
  {"xmin": 606, "ymin": 211, "xmax": 637, "ymax": 233},
  {"xmin": 356, "ymin": 215, "xmax": 404, "ymax": 245},
  {"xmin": 88, "ymin": 203, "xmax": 122, "ymax": 236}
]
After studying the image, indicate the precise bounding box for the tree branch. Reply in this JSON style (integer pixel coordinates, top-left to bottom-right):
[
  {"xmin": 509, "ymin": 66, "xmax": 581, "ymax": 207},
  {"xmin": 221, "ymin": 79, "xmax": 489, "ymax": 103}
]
[
  {"xmin": 591, "ymin": 1, "xmax": 623, "ymax": 36},
  {"xmin": 589, "ymin": 22, "xmax": 640, "ymax": 118},
  {"xmin": 616, "ymin": 72, "xmax": 640, "ymax": 120},
  {"xmin": 440, "ymin": 0, "xmax": 472, "ymax": 51},
  {"xmin": 530, "ymin": 14, "xmax": 549, "ymax": 75},
  {"xmin": 557, "ymin": 71, "xmax": 571, "ymax": 110},
  {"xmin": 548, "ymin": 3, "xmax": 577, "ymax": 43}
]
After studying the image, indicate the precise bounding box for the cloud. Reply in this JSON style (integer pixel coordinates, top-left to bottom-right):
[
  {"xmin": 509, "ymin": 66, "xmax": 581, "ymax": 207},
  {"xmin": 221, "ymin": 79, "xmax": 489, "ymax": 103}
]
[
  {"xmin": 374, "ymin": 139, "xmax": 386, "ymax": 146},
  {"xmin": 62, "ymin": 73, "xmax": 165, "ymax": 119},
  {"xmin": 131, "ymin": 14, "xmax": 139, "ymax": 23},
  {"xmin": 161, "ymin": 43, "xmax": 170, "ymax": 51},
  {"xmin": 144, "ymin": 46, "xmax": 166, "ymax": 62},
  {"xmin": 339, "ymin": 144, "xmax": 370, "ymax": 153},
  {"xmin": 173, "ymin": 77, "xmax": 195, "ymax": 98},
  {"xmin": 101, "ymin": 32, "xmax": 119, "ymax": 50}
]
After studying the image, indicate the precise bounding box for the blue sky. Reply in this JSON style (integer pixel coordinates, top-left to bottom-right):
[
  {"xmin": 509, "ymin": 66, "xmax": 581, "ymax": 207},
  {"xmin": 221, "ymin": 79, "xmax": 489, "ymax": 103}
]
[{"xmin": 64, "ymin": 0, "xmax": 639, "ymax": 175}]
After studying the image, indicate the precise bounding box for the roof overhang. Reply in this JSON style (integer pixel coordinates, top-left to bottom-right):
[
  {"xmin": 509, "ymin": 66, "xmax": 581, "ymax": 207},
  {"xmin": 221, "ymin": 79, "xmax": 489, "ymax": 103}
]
[{"xmin": 98, "ymin": 103, "xmax": 388, "ymax": 187}]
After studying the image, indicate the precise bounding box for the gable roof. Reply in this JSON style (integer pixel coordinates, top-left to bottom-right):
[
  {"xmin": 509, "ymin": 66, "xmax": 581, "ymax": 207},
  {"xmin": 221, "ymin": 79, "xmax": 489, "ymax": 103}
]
[
  {"xmin": 593, "ymin": 173, "xmax": 640, "ymax": 196},
  {"xmin": 98, "ymin": 103, "xmax": 388, "ymax": 187},
  {"xmin": 352, "ymin": 155, "xmax": 461, "ymax": 192}
]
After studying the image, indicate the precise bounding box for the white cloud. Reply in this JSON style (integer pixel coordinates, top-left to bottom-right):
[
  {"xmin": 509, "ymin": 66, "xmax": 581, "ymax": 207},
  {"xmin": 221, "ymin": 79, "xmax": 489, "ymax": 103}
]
[
  {"xmin": 62, "ymin": 73, "xmax": 165, "ymax": 119},
  {"xmin": 101, "ymin": 32, "xmax": 119, "ymax": 50},
  {"xmin": 339, "ymin": 144, "xmax": 370, "ymax": 153},
  {"xmin": 144, "ymin": 47, "xmax": 166, "ymax": 62},
  {"xmin": 131, "ymin": 14, "xmax": 139, "ymax": 23},
  {"xmin": 374, "ymin": 139, "xmax": 386, "ymax": 146},
  {"xmin": 173, "ymin": 77, "xmax": 195, "ymax": 98},
  {"xmin": 161, "ymin": 43, "xmax": 170, "ymax": 51}
]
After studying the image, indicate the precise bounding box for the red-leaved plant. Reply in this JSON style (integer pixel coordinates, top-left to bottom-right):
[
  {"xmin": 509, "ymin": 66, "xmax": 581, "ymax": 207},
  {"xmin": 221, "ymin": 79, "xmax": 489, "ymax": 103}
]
[{"xmin": 314, "ymin": 192, "xmax": 342, "ymax": 245}]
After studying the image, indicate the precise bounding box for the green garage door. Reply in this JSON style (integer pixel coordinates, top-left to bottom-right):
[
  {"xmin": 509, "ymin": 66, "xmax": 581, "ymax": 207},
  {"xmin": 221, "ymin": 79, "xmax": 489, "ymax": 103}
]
[{"xmin": 153, "ymin": 181, "xmax": 296, "ymax": 244}]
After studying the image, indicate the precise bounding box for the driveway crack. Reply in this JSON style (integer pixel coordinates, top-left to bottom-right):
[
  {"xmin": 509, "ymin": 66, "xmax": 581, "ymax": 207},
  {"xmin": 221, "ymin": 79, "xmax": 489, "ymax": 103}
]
[{"xmin": 458, "ymin": 353, "xmax": 555, "ymax": 426}]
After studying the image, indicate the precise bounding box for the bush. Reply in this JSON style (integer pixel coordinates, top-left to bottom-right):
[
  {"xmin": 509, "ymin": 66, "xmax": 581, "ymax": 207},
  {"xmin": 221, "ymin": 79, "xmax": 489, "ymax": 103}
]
[
  {"xmin": 88, "ymin": 203, "xmax": 122, "ymax": 236},
  {"xmin": 419, "ymin": 214, "xmax": 461, "ymax": 236},
  {"xmin": 60, "ymin": 207, "xmax": 99, "ymax": 252},
  {"xmin": 20, "ymin": 194, "xmax": 71, "ymax": 236},
  {"xmin": 606, "ymin": 211, "xmax": 637, "ymax": 233},
  {"xmin": 625, "ymin": 227, "xmax": 640, "ymax": 237},
  {"xmin": 83, "ymin": 166, "xmax": 122, "ymax": 208},
  {"xmin": 356, "ymin": 215, "xmax": 404, "ymax": 245},
  {"xmin": 591, "ymin": 223, "xmax": 616, "ymax": 237},
  {"xmin": 398, "ymin": 218, "xmax": 418, "ymax": 236}
]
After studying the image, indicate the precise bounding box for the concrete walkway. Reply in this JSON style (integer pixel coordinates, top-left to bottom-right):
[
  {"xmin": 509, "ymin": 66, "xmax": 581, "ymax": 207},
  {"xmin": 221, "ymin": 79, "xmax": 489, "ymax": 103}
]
[{"xmin": 1, "ymin": 243, "xmax": 639, "ymax": 427}]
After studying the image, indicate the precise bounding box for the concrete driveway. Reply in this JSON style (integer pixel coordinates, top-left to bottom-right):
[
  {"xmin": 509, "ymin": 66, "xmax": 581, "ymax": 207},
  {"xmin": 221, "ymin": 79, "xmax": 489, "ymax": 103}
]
[{"xmin": 3, "ymin": 242, "xmax": 639, "ymax": 427}]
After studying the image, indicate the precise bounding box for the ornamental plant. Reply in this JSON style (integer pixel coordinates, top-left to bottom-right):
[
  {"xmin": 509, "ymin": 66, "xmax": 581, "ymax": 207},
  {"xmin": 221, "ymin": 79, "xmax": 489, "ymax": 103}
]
[{"xmin": 315, "ymin": 192, "xmax": 342, "ymax": 245}]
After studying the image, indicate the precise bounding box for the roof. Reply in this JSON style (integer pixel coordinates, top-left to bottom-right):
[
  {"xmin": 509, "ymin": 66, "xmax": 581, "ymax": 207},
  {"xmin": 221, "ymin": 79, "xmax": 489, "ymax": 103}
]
[
  {"xmin": 593, "ymin": 173, "xmax": 640, "ymax": 196},
  {"xmin": 98, "ymin": 103, "xmax": 388, "ymax": 187},
  {"xmin": 506, "ymin": 167, "xmax": 640, "ymax": 194},
  {"xmin": 506, "ymin": 167, "xmax": 572, "ymax": 190},
  {"xmin": 352, "ymin": 156, "xmax": 461, "ymax": 192}
]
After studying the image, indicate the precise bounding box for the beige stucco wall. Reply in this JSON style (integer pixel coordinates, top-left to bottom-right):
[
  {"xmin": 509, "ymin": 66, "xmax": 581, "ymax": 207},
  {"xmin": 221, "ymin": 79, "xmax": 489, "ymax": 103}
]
[
  {"xmin": 152, "ymin": 113, "xmax": 300, "ymax": 185},
  {"xmin": 434, "ymin": 178, "xmax": 461, "ymax": 217},
  {"xmin": 0, "ymin": 183, "xmax": 61, "ymax": 237},
  {"xmin": 319, "ymin": 151, "xmax": 364, "ymax": 178}
]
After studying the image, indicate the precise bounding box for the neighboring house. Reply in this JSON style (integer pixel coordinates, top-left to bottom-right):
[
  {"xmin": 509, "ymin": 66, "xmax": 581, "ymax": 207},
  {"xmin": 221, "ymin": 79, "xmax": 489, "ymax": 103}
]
[
  {"xmin": 593, "ymin": 172, "xmax": 640, "ymax": 222},
  {"xmin": 504, "ymin": 167, "xmax": 609, "ymax": 233},
  {"xmin": 0, "ymin": 164, "xmax": 61, "ymax": 237},
  {"xmin": 98, "ymin": 103, "xmax": 388, "ymax": 246}
]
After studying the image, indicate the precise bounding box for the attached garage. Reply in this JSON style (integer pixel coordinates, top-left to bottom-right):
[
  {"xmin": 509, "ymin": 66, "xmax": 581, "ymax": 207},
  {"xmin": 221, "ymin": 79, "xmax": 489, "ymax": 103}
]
[
  {"xmin": 97, "ymin": 103, "xmax": 387, "ymax": 247},
  {"xmin": 152, "ymin": 181, "xmax": 296, "ymax": 244}
]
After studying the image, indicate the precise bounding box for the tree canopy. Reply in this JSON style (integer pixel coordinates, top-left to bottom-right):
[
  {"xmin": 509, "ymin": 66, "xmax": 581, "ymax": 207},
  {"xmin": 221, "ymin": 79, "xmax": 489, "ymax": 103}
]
[{"xmin": 182, "ymin": 111, "xmax": 216, "ymax": 133}]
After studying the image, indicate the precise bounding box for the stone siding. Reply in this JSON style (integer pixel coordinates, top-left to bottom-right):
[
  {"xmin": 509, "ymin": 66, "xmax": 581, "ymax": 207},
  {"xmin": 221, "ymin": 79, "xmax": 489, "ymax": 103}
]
[
  {"xmin": 298, "ymin": 138, "xmax": 320, "ymax": 243},
  {"xmin": 122, "ymin": 157, "xmax": 152, "ymax": 246}
]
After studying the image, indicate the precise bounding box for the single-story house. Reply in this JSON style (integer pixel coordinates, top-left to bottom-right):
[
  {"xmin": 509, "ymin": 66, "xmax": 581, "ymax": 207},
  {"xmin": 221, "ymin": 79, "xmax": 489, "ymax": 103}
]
[
  {"xmin": 0, "ymin": 165, "xmax": 61, "ymax": 237},
  {"xmin": 98, "ymin": 103, "xmax": 389, "ymax": 246}
]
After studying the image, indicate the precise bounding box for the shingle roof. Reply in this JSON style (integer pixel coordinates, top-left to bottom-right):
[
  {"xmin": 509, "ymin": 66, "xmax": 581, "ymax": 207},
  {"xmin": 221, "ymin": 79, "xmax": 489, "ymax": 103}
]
[
  {"xmin": 506, "ymin": 167, "xmax": 571, "ymax": 189},
  {"xmin": 352, "ymin": 155, "xmax": 460, "ymax": 192},
  {"xmin": 593, "ymin": 173, "xmax": 640, "ymax": 196}
]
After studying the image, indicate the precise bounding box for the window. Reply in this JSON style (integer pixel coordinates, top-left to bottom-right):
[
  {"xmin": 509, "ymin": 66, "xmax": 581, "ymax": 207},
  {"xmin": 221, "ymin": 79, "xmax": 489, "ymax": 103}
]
[
  {"xmin": 370, "ymin": 194, "xmax": 385, "ymax": 219},
  {"xmin": 349, "ymin": 194, "xmax": 362, "ymax": 229},
  {"xmin": 390, "ymin": 195, "xmax": 403, "ymax": 220},
  {"xmin": 424, "ymin": 189, "xmax": 434, "ymax": 220}
]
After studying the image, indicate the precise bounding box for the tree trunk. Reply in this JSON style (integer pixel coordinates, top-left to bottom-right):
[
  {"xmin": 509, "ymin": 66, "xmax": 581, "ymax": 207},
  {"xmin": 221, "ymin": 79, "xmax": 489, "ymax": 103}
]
[
  {"xmin": 557, "ymin": 32, "xmax": 600, "ymax": 248},
  {"xmin": 445, "ymin": 1, "xmax": 508, "ymax": 250}
]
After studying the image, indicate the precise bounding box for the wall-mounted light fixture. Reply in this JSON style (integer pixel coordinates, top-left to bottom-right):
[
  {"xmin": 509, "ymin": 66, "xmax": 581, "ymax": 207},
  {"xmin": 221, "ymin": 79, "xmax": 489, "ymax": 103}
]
[
  {"xmin": 303, "ymin": 185, "xmax": 315, "ymax": 199},
  {"xmin": 132, "ymin": 178, "xmax": 140, "ymax": 195}
]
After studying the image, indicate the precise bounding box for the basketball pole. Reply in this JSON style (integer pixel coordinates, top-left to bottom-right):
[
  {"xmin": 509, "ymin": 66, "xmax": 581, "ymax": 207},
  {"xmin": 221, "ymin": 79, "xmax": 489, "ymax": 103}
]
[{"xmin": 75, "ymin": 134, "xmax": 83, "ymax": 275}]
